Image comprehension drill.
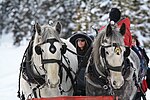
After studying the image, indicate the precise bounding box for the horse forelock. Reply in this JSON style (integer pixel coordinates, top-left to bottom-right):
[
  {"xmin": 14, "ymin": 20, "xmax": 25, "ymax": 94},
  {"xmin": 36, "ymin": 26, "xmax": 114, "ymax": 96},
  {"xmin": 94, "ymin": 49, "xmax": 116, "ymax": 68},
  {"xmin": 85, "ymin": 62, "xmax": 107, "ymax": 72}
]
[{"xmin": 40, "ymin": 25, "xmax": 60, "ymax": 42}]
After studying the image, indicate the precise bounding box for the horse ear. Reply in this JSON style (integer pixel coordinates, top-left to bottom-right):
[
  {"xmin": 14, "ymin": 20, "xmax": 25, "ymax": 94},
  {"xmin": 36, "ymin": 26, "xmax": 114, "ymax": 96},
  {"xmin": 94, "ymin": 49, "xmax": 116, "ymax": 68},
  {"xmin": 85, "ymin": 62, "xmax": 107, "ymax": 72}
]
[
  {"xmin": 55, "ymin": 22, "xmax": 61, "ymax": 34},
  {"xmin": 120, "ymin": 23, "xmax": 126, "ymax": 36},
  {"xmin": 35, "ymin": 23, "xmax": 41, "ymax": 35},
  {"xmin": 124, "ymin": 47, "xmax": 130, "ymax": 57},
  {"xmin": 106, "ymin": 24, "xmax": 112, "ymax": 37}
]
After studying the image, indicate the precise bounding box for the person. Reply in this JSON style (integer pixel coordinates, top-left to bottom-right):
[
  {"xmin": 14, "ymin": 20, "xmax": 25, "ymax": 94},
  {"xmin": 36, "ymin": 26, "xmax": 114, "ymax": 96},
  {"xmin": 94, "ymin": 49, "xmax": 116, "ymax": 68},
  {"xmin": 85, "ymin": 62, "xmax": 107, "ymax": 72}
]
[
  {"xmin": 69, "ymin": 32, "xmax": 93, "ymax": 96},
  {"xmin": 131, "ymin": 35, "xmax": 149, "ymax": 100},
  {"xmin": 99, "ymin": 8, "xmax": 132, "ymax": 47},
  {"xmin": 131, "ymin": 35, "xmax": 149, "ymax": 75}
]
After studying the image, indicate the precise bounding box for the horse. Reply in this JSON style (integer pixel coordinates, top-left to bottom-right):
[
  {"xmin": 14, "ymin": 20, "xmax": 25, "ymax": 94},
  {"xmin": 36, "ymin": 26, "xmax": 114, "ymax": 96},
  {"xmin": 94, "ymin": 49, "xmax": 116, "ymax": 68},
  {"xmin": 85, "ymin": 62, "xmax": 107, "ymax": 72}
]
[
  {"xmin": 85, "ymin": 23, "xmax": 141, "ymax": 100},
  {"xmin": 17, "ymin": 22, "xmax": 78, "ymax": 100}
]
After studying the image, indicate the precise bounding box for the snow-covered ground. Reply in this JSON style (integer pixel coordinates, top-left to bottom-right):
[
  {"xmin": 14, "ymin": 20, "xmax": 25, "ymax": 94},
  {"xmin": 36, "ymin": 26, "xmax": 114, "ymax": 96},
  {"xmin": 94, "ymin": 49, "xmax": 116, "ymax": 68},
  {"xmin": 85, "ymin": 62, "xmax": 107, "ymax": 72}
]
[{"xmin": 0, "ymin": 34, "xmax": 149, "ymax": 100}]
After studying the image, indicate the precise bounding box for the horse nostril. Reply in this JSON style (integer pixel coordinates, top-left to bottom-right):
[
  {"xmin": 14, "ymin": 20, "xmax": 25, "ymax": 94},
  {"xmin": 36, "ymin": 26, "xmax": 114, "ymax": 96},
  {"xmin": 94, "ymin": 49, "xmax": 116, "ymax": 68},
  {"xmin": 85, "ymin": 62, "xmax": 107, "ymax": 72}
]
[
  {"xmin": 113, "ymin": 81, "xmax": 116, "ymax": 85},
  {"xmin": 117, "ymin": 52, "xmax": 120, "ymax": 55}
]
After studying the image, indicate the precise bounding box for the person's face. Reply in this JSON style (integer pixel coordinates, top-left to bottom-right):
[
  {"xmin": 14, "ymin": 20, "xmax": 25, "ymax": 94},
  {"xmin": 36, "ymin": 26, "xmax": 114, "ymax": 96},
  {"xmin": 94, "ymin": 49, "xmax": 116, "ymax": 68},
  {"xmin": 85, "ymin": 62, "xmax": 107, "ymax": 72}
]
[
  {"xmin": 77, "ymin": 38, "xmax": 86, "ymax": 49},
  {"xmin": 132, "ymin": 38, "xmax": 136, "ymax": 46}
]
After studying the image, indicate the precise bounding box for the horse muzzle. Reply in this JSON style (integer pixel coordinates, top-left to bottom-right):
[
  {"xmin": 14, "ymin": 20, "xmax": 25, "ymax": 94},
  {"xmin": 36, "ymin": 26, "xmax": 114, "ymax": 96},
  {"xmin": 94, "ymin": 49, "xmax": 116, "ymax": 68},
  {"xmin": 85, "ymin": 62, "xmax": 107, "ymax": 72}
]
[
  {"xmin": 112, "ymin": 80, "xmax": 124, "ymax": 89},
  {"xmin": 47, "ymin": 79, "xmax": 60, "ymax": 88}
]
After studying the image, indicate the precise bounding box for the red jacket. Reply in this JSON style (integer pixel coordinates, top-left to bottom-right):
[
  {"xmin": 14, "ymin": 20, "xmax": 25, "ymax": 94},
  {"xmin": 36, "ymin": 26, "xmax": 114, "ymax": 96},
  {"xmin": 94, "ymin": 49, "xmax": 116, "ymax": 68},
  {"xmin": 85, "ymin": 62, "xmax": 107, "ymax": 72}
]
[
  {"xmin": 98, "ymin": 18, "xmax": 132, "ymax": 47},
  {"xmin": 117, "ymin": 18, "xmax": 132, "ymax": 47}
]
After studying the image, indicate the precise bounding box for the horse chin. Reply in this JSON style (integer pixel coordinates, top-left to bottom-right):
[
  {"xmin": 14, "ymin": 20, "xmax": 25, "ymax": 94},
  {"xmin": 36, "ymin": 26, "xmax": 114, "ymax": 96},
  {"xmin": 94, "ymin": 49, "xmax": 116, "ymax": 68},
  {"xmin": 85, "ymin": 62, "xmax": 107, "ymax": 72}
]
[
  {"xmin": 111, "ymin": 80, "xmax": 124, "ymax": 89},
  {"xmin": 112, "ymin": 84, "xmax": 123, "ymax": 89},
  {"xmin": 110, "ymin": 72, "xmax": 124, "ymax": 89},
  {"xmin": 50, "ymin": 80, "xmax": 60, "ymax": 88}
]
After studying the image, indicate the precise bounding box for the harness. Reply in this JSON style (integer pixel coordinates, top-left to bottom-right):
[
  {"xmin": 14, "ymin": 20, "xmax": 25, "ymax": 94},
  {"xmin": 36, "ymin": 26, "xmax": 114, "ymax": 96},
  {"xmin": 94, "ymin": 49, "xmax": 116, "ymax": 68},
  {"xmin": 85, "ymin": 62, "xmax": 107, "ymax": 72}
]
[
  {"xmin": 17, "ymin": 38, "xmax": 78, "ymax": 100},
  {"xmin": 85, "ymin": 54, "xmax": 113, "ymax": 95},
  {"xmin": 85, "ymin": 43, "xmax": 140, "ymax": 96},
  {"xmin": 99, "ymin": 43, "xmax": 126, "ymax": 77}
]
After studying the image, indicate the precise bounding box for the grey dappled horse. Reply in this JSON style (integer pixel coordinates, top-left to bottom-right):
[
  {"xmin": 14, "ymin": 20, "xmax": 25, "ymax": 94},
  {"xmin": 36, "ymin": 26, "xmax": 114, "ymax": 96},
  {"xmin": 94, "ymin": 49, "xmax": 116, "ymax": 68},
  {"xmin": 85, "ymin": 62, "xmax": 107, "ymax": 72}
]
[
  {"xmin": 18, "ymin": 22, "xmax": 78, "ymax": 100},
  {"xmin": 85, "ymin": 23, "xmax": 141, "ymax": 100}
]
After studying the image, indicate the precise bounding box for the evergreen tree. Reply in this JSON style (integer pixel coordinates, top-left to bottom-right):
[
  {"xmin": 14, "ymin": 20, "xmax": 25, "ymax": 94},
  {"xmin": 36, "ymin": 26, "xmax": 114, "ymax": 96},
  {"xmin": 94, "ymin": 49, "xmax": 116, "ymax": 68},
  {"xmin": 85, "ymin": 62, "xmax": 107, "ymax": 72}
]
[
  {"xmin": 112, "ymin": 0, "xmax": 150, "ymax": 48},
  {"xmin": 0, "ymin": 0, "xmax": 149, "ymax": 48}
]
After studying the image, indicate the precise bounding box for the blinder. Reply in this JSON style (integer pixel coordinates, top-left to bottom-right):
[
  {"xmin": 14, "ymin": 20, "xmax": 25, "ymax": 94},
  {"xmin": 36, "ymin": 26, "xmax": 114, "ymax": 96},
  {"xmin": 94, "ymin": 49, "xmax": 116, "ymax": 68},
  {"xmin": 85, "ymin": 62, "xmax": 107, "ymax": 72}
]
[
  {"xmin": 61, "ymin": 44, "xmax": 67, "ymax": 54},
  {"xmin": 35, "ymin": 45, "xmax": 42, "ymax": 55},
  {"xmin": 101, "ymin": 47, "xmax": 105, "ymax": 58},
  {"xmin": 124, "ymin": 47, "xmax": 130, "ymax": 57}
]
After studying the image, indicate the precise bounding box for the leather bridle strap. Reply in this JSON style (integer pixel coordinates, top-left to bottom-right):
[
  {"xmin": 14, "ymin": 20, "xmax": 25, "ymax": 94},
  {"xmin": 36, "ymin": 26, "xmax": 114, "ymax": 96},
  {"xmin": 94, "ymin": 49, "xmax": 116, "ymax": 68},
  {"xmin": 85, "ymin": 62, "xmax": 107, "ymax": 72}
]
[
  {"xmin": 42, "ymin": 59, "xmax": 61, "ymax": 64},
  {"xmin": 106, "ymin": 60, "xmax": 124, "ymax": 72}
]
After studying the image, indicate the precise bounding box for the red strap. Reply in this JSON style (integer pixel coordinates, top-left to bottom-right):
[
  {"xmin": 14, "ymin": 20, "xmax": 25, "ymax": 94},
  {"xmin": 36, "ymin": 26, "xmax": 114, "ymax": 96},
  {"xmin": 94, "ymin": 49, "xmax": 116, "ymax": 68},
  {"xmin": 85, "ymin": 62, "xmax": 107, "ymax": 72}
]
[
  {"xmin": 142, "ymin": 79, "xmax": 148, "ymax": 93},
  {"xmin": 98, "ymin": 26, "xmax": 105, "ymax": 32},
  {"xmin": 30, "ymin": 96, "xmax": 117, "ymax": 100}
]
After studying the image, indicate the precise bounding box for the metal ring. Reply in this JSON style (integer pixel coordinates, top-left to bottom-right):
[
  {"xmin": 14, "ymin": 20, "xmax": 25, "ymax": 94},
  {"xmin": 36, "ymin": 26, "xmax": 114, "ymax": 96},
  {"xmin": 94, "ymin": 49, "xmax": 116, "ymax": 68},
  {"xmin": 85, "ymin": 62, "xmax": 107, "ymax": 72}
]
[{"xmin": 103, "ymin": 85, "xmax": 108, "ymax": 89}]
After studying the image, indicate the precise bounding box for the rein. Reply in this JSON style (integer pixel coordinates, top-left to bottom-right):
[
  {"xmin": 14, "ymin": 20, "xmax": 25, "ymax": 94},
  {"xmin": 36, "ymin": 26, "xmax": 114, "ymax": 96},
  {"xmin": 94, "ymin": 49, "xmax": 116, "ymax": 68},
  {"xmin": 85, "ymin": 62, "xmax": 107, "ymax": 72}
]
[{"xmin": 85, "ymin": 54, "xmax": 114, "ymax": 95}]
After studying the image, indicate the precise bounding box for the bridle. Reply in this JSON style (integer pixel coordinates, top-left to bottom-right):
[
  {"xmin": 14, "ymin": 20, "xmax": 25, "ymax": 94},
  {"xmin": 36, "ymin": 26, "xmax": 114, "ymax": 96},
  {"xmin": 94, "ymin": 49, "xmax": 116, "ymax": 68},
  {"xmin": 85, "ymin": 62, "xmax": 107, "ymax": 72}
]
[
  {"xmin": 32, "ymin": 38, "xmax": 76, "ymax": 95},
  {"xmin": 100, "ymin": 43, "xmax": 125, "ymax": 73},
  {"xmin": 34, "ymin": 38, "xmax": 63, "ymax": 69},
  {"xmin": 17, "ymin": 38, "xmax": 79, "ymax": 100},
  {"xmin": 96, "ymin": 43, "xmax": 126, "ymax": 86},
  {"xmin": 87, "ymin": 43, "xmax": 127, "ymax": 95}
]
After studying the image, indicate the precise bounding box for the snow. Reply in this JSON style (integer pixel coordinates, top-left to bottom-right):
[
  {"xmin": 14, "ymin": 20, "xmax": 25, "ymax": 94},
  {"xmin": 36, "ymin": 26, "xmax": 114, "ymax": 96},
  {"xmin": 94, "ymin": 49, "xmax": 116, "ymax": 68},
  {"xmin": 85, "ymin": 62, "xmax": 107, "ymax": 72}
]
[
  {"xmin": 0, "ymin": 33, "xmax": 150, "ymax": 100},
  {"xmin": 0, "ymin": 34, "xmax": 27, "ymax": 100},
  {"xmin": 0, "ymin": 45, "xmax": 26, "ymax": 100}
]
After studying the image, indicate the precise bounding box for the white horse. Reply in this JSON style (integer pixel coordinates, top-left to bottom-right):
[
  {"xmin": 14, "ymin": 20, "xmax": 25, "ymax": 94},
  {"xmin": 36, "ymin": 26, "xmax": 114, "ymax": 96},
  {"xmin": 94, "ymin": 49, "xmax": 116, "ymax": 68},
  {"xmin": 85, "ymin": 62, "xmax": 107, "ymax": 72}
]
[
  {"xmin": 17, "ymin": 22, "xmax": 78, "ymax": 100},
  {"xmin": 85, "ymin": 23, "xmax": 141, "ymax": 100}
]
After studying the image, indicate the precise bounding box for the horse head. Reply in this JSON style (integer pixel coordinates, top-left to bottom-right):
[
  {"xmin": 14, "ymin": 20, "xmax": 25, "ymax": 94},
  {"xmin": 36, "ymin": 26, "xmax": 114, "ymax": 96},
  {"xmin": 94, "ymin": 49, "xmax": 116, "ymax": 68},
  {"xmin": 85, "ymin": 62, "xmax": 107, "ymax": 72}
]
[
  {"xmin": 86, "ymin": 22, "xmax": 140, "ymax": 99},
  {"xmin": 32, "ymin": 22, "xmax": 63, "ymax": 90},
  {"xmin": 93, "ymin": 23, "xmax": 130, "ymax": 89},
  {"xmin": 19, "ymin": 21, "xmax": 78, "ymax": 98}
]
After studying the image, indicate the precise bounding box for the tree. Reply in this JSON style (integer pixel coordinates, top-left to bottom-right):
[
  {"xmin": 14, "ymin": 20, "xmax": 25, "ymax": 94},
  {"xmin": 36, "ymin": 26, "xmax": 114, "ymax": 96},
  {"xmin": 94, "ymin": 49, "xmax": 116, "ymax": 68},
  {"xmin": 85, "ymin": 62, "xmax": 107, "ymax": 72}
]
[
  {"xmin": 112, "ymin": 0, "xmax": 150, "ymax": 48},
  {"xmin": 0, "ymin": 0, "xmax": 150, "ymax": 48}
]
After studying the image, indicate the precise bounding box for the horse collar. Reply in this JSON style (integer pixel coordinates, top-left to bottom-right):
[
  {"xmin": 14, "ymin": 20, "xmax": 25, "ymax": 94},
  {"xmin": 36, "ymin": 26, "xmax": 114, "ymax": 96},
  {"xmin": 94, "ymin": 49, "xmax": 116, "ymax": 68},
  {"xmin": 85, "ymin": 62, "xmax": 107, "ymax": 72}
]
[{"xmin": 87, "ymin": 61, "xmax": 109, "ymax": 88}]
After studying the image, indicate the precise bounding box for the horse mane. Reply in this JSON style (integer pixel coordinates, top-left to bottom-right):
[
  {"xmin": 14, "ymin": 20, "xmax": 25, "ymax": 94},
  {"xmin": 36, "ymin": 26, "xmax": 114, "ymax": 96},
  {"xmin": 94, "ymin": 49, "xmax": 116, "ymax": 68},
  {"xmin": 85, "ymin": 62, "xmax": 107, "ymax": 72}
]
[
  {"xmin": 93, "ymin": 29, "xmax": 105, "ymax": 67},
  {"xmin": 93, "ymin": 24, "xmax": 124, "ymax": 70}
]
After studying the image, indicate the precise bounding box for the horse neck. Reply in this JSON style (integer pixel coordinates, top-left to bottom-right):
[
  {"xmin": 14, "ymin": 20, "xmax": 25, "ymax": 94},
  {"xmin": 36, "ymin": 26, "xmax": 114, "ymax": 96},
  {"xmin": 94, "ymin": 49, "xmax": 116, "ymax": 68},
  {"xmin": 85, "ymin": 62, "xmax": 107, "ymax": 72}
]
[
  {"xmin": 93, "ymin": 34, "xmax": 103, "ymax": 68},
  {"xmin": 92, "ymin": 47, "xmax": 106, "ymax": 77}
]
